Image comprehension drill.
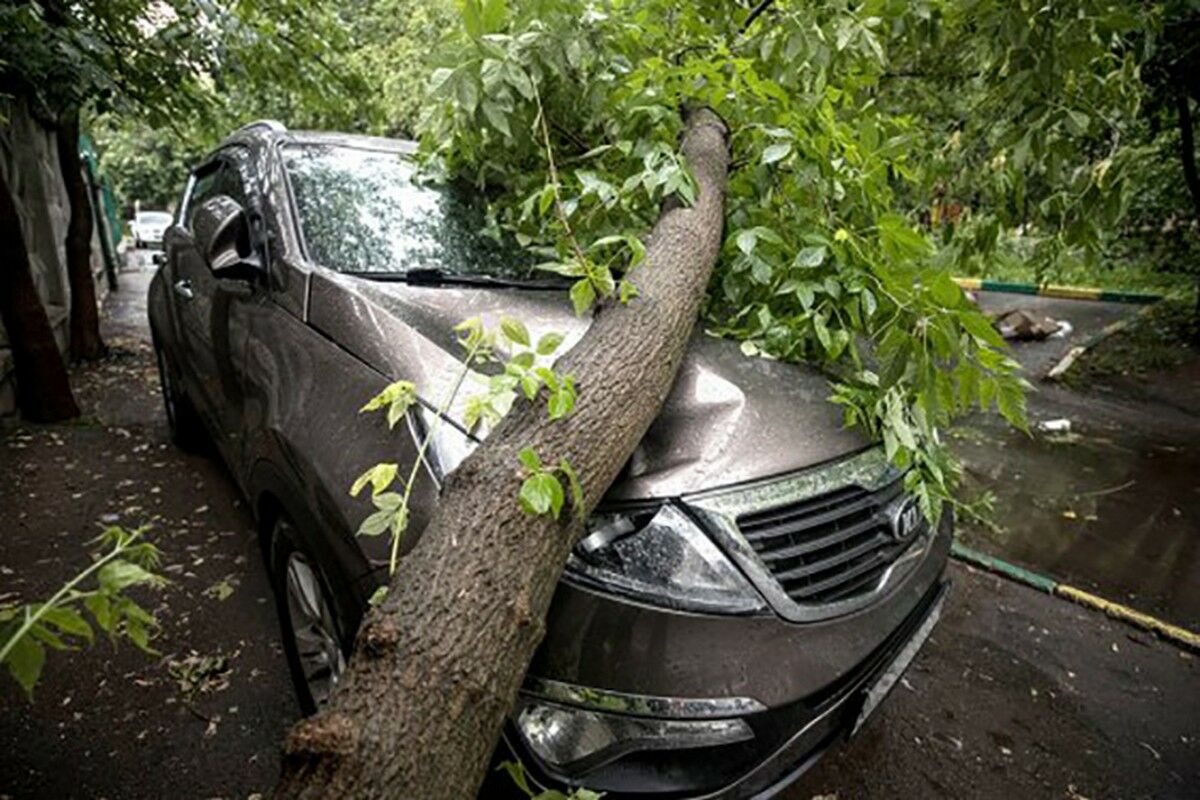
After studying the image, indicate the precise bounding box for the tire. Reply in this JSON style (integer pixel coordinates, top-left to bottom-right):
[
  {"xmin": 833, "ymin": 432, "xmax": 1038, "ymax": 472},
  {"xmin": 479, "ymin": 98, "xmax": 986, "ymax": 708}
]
[
  {"xmin": 153, "ymin": 338, "xmax": 205, "ymax": 451},
  {"xmin": 270, "ymin": 516, "xmax": 348, "ymax": 716}
]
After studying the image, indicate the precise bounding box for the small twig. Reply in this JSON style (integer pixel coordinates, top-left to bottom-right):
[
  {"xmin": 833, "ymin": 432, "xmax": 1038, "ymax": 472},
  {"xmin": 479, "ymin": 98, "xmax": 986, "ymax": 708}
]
[
  {"xmin": 182, "ymin": 700, "xmax": 213, "ymax": 724},
  {"xmin": 533, "ymin": 85, "xmax": 588, "ymax": 265},
  {"xmin": 739, "ymin": 0, "xmax": 777, "ymax": 35},
  {"xmin": 1078, "ymin": 479, "xmax": 1136, "ymax": 498}
]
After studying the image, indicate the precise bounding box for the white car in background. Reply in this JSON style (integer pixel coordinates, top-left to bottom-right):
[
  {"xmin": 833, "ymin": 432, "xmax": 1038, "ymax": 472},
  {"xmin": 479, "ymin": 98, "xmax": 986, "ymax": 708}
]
[{"xmin": 130, "ymin": 210, "xmax": 172, "ymax": 249}]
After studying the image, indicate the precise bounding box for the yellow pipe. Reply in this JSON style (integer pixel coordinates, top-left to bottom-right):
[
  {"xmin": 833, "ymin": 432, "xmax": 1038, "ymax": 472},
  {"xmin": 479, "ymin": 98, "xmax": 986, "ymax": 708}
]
[{"xmin": 1055, "ymin": 585, "xmax": 1200, "ymax": 651}]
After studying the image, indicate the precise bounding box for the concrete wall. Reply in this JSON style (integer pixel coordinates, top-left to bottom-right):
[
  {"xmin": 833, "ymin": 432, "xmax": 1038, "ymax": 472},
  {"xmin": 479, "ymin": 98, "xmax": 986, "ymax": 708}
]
[{"xmin": 0, "ymin": 97, "xmax": 109, "ymax": 418}]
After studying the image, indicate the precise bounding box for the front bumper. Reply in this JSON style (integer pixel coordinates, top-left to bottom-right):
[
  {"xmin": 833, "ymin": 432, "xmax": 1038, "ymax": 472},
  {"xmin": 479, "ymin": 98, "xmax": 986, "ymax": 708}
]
[{"xmin": 504, "ymin": 514, "xmax": 952, "ymax": 798}]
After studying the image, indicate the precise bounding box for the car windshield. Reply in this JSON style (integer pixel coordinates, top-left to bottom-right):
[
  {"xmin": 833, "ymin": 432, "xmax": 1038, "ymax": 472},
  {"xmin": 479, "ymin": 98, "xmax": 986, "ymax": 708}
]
[
  {"xmin": 137, "ymin": 212, "xmax": 171, "ymax": 225},
  {"xmin": 283, "ymin": 143, "xmax": 538, "ymax": 280}
]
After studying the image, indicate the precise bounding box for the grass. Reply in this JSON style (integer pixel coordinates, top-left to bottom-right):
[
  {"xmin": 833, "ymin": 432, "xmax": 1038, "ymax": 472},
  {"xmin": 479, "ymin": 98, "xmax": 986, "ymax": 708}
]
[{"xmin": 964, "ymin": 233, "xmax": 1199, "ymax": 297}]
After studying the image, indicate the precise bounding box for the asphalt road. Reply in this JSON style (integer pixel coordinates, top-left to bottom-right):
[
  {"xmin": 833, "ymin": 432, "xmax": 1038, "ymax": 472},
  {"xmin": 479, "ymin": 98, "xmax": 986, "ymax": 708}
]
[
  {"xmin": 971, "ymin": 291, "xmax": 1138, "ymax": 376},
  {"xmin": 0, "ymin": 256, "xmax": 1195, "ymax": 799}
]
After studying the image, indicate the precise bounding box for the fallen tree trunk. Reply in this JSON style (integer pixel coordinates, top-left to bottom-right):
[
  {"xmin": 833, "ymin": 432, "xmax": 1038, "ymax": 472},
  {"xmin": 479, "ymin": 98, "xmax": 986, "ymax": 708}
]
[
  {"xmin": 55, "ymin": 112, "xmax": 106, "ymax": 362},
  {"xmin": 0, "ymin": 162, "xmax": 81, "ymax": 421},
  {"xmin": 274, "ymin": 107, "xmax": 729, "ymax": 799}
]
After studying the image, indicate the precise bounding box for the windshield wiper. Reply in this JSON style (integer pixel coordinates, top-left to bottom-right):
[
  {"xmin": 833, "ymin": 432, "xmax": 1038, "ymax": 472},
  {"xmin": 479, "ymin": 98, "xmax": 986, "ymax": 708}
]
[{"xmin": 345, "ymin": 268, "xmax": 569, "ymax": 290}]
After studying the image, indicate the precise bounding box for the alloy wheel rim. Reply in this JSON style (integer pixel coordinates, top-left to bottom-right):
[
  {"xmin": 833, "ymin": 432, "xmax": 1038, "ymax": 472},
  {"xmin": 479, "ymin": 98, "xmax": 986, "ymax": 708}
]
[{"xmin": 284, "ymin": 548, "xmax": 345, "ymax": 706}]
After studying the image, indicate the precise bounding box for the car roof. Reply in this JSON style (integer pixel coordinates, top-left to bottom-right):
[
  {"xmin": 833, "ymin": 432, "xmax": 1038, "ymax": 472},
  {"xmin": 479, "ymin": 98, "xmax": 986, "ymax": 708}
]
[{"xmin": 217, "ymin": 121, "xmax": 417, "ymax": 157}]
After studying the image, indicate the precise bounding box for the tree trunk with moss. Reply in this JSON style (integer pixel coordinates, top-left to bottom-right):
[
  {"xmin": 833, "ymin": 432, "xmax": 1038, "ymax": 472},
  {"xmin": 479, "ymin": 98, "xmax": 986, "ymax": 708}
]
[
  {"xmin": 55, "ymin": 112, "xmax": 106, "ymax": 362},
  {"xmin": 273, "ymin": 108, "xmax": 729, "ymax": 800},
  {"xmin": 0, "ymin": 164, "xmax": 80, "ymax": 421}
]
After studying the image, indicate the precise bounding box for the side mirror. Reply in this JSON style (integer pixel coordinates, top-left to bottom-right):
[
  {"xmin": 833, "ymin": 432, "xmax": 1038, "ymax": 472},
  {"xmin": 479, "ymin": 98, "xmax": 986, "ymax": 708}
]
[{"xmin": 192, "ymin": 195, "xmax": 261, "ymax": 280}]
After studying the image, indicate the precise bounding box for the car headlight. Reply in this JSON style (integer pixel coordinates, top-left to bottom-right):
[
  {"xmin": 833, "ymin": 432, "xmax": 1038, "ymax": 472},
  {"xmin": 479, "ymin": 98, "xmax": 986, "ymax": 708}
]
[{"xmin": 565, "ymin": 504, "xmax": 765, "ymax": 614}]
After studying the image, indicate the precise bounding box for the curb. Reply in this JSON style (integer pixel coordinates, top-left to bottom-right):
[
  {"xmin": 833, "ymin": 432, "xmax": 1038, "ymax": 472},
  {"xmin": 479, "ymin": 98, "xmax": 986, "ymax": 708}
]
[
  {"xmin": 950, "ymin": 542, "xmax": 1200, "ymax": 653},
  {"xmin": 1044, "ymin": 301, "xmax": 1160, "ymax": 380},
  {"xmin": 953, "ymin": 277, "xmax": 1162, "ymax": 305}
]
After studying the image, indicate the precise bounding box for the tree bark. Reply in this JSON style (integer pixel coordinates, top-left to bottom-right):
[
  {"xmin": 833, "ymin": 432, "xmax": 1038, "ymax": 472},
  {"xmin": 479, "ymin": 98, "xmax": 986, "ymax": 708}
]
[
  {"xmin": 55, "ymin": 111, "xmax": 106, "ymax": 361},
  {"xmin": 0, "ymin": 163, "xmax": 81, "ymax": 421},
  {"xmin": 1174, "ymin": 88, "xmax": 1200, "ymax": 325},
  {"xmin": 273, "ymin": 107, "xmax": 730, "ymax": 800}
]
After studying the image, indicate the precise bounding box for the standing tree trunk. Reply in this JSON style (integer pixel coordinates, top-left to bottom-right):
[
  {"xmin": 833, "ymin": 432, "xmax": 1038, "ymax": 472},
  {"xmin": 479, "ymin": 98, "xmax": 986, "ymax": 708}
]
[
  {"xmin": 0, "ymin": 164, "xmax": 80, "ymax": 421},
  {"xmin": 1174, "ymin": 88, "xmax": 1200, "ymax": 328},
  {"xmin": 274, "ymin": 108, "xmax": 730, "ymax": 800},
  {"xmin": 55, "ymin": 111, "xmax": 106, "ymax": 361}
]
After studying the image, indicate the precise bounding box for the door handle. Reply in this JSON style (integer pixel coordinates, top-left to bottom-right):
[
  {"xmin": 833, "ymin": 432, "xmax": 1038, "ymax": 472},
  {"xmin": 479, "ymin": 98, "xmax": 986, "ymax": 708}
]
[{"xmin": 173, "ymin": 279, "xmax": 194, "ymax": 300}]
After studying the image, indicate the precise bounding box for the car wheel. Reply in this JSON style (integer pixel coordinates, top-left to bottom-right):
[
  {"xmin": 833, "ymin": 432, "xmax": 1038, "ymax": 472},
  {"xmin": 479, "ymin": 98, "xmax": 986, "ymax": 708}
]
[
  {"xmin": 271, "ymin": 516, "xmax": 348, "ymax": 715},
  {"xmin": 153, "ymin": 338, "xmax": 204, "ymax": 450}
]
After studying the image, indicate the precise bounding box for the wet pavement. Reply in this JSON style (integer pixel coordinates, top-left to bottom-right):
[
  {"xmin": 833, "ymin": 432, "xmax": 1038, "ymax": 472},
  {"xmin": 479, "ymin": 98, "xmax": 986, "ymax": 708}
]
[
  {"xmin": 954, "ymin": 408, "xmax": 1200, "ymax": 630},
  {"xmin": 953, "ymin": 292, "xmax": 1200, "ymax": 632},
  {"xmin": 0, "ymin": 256, "xmax": 1196, "ymax": 799},
  {"xmin": 972, "ymin": 291, "xmax": 1140, "ymax": 376}
]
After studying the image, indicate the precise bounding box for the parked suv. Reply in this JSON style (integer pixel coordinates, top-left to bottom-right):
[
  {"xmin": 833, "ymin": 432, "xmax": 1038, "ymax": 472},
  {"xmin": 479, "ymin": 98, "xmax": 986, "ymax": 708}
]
[{"xmin": 148, "ymin": 121, "xmax": 951, "ymax": 798}]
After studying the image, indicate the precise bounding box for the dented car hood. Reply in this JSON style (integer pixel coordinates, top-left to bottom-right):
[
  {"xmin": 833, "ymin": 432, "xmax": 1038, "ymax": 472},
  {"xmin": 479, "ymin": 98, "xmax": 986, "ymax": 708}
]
[{"xmin": 307, "ymin": 270, "xmax": 867, "ymax": 501}]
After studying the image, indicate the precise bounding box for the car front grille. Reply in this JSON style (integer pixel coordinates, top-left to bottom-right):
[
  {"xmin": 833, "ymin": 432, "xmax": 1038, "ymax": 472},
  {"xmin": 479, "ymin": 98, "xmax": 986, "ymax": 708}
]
[{"xmin": 735, "ymin": 477, "xmax": 924, "ymax": 606}]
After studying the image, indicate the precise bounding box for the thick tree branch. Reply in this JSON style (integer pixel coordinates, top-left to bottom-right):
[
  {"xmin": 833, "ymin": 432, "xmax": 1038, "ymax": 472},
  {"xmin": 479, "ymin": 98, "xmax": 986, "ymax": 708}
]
[{"xmin": 273, "ymin": 106, "xmax": 730, "ymax": 800}]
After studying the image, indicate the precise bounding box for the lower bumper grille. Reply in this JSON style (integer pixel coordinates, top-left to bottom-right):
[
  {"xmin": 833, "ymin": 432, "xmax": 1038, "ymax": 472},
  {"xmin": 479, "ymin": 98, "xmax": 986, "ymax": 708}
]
[{"xmin": 736, "ymin": 477, "xmax": 924, "ymax": 605}]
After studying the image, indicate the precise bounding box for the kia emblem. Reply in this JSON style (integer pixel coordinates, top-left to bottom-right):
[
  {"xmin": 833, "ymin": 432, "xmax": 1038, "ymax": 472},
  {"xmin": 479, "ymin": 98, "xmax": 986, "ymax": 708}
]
[{"xmin": 889, "ymin": 498, "xmax": 923, "ymax": 542}]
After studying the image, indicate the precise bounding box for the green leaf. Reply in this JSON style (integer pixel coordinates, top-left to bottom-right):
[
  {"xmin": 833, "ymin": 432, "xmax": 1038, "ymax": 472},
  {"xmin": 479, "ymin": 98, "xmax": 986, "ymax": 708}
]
[
  {"xmin": 558, "ymin": 458, "xmax": 585, "ymax": 520},
  {"xmin": 761, "ymin": 142, "xmax": 792, "ymax": 164},
  {"xmin": 428, "ymin": 68, "xmax": 454, "ymax": 95},
  {"xmin": 929, "ymin": 273, "xmax": 963, "ymax": 308},
  {"xmin": 517, "ymin": 447, "xmax": 541, "ymax": 471},
  {"xmin": 40, "ymin": 606, "xmax": 93, "ymax": 643},
  {"xmin": 4, "ymin": 634, "xmax": 45, "ymax": 697},
  {"xmin": 547, "ymin": 388, "xmax": 574, "ymax": 419},
  {"xmin": 358, "ymin": 508, "xmax": 394, "ymax": 537},
  {"xmin": 351, "ymin": 463, "xmax": 399, "ymax": 497},
  {"xmin": 481, "ymin": 100, "xmax": 512, "ymax": 137},
  {"xmin": 519, "ymin": 473, "xmax": 564, "ymax": 519},
  {"xmin": 460, "ymin": 0, "xmax": 483, "ymax": 38},
  {"xmin": 480, "ymin": 0, "xmax": 508, "ymax": 32},
  {"xmin": 499, "ymin": 760, "xmax": 533, "ymax": 795},
  {"xmin": 794, "ymin": 245, "xmax": 826, "ymax": 268},
  {"xmin": 536, "ymin": 332, "xmax": 565, "ymax": 355},
  {"xmin": 736, "ymin": 229, "xmax": 758, "ymax": 256},
  {"xmin": 456, "ymin": 76, "xmax": 479, "ymax": 114},
  {"xmin": 619, "ymin": 278, "xmax": 639, "ymax": 304},
  {"xmin": 84, "ymin": 594, "xmax": 114, "ymax": 634},
  {"xmin": 570, "ymin": 279, "xmax": 596, "ymax": 316},
  {"xmin": 500, "ymin": 316, "xmax": 530, "ymax": 347},
  {"xmin": 957, "ymin": 309, "xmax": 1006, "ymax": 349},
  {"xmin": 98, "ymin": 561, "xmax": 157, "ymax": 593}
]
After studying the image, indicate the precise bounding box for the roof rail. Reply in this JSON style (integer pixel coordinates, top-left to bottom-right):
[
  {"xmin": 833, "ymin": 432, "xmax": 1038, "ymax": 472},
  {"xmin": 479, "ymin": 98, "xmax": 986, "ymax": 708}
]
[{"xmin": 235, "ymin": 119, "xmax": 288, "ymax": 135}]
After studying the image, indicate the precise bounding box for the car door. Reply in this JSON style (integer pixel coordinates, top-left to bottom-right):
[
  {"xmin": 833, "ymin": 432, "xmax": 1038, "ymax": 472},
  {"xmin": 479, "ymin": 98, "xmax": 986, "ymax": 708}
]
[{"xmin": 170, "ymin": 147, "xmax": 260, "ymax": 462}]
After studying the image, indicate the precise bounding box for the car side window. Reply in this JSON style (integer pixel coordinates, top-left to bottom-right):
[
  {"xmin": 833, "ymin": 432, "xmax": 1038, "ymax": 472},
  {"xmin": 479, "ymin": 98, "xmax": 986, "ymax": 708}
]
[
  {"xmin": 184, "ymin": 149, "xmax": 252, "ymax": 230},
  {"xmin": 184, "ymin": 167, "xmax": 221, "ymax": 229}
]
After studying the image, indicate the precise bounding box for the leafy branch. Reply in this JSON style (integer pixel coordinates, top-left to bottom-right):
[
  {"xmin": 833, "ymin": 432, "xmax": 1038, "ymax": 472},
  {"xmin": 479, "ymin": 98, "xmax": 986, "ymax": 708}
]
[{"xmin": 0, "ymin": 525, "xmax": 165, "ymax": 698}]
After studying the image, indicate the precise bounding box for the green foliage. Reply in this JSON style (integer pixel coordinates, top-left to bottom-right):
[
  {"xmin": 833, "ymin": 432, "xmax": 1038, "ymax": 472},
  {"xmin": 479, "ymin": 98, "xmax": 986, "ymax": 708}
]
[
  {"xmin": 411, "ymin": 0, "xmax": 1166, "ymax": 513},
  {"xmin": 516, "ymin": 447, "xmax": 583, "ymax": 521},
  {"xmin": 499, "ymin": 758, "xmax": 601, "ymax": 800},
  {"xmin": 355, "ymin": 314, "xmax": 577, "ymax": 573},
  {"xmin": 0, "ymin": 526, "xmax": 165, "ymax": 699},
  {"xmin": 90, "ymin": 114, "xmax": 197, "ymax": 211},
  {"xmin": 0, "ymin": 0, "xmax": 377, "ymax": 214}
]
